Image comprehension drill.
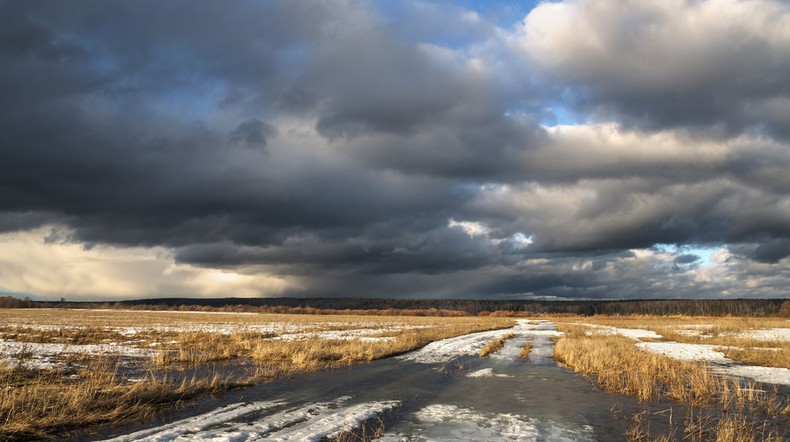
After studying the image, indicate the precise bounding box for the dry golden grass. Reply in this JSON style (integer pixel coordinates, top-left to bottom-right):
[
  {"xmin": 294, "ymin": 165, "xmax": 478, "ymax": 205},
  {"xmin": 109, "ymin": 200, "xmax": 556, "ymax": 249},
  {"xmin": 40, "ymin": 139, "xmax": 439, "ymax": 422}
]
[
  {"xmin": 0, "ymin": 359, "xmax": 248, "ymax": 441},
  {"xmin": 717, "ymin": 348, "xmax": 790, "ymax": 370},
  {"xmin": 0, "ymin": 308, "xmax": 515, "ymax": 367},
  {"xmin": 0, "ymin": 308, "xmax": 483, "ymax": 332},
  {"xmin": 0, "ymin": 309, "xmax": 515, "ymax": 439},
  {"xmin": 550, "ymin": 315, "xmax": 790, "ymax": 331},
  {"xmin": 144, "ymin": 318, "xmax": 516, "ymax": 370},
  {"xmin": 518, "ymin": 343, "xmax": 533, "ymax": 360},
  {"xmin": 252, "ymin": 322, "xmax": 516, "ymax": 373},
  {"xmin": 553, "ymin": 323, "xmax": 790, "ymax": 442},
  {"xmin": 550, "ymin": 315, "xmax": 790, "ymax": 369},
  {"xmin": 478, "ymin": 333, "xmax": 516, "ymax": 358},
  {"xmin": 554, "ymin": 330, "xmax": 703, "ymax": 403}
]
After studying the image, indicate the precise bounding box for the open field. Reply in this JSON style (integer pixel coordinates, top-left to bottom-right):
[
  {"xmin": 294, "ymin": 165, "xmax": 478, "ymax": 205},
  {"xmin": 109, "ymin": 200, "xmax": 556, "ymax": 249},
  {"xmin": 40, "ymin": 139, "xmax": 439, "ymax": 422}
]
[
  {"xmin": 2, "ymin": 310, "xmax": 790, "ymax": 441},
  {"xmin": 0, "ymin": 308, "xmax": 514, "ymax": 440}
]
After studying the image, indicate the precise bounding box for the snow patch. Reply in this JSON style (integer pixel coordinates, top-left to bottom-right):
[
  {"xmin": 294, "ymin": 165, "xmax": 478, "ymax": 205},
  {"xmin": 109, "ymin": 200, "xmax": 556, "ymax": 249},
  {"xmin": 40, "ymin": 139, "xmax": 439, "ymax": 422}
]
[
  {"xmin": 102, "ymin": 400, "xmax": 284, "ymax": 442},
  {"xmin": 100, "ymin": 396, "xmax": 400, "ymax": 442},
  {"xmin": 399, "ymin": 319, "xmax": 561, "ymax": 365},
  {"xmin": 466, "ymin": 368, "xmax": 512, "ymax": 378},
  {"xmin": 0, "ymin": 339, "xmax": 158, "ymax": 369},
  {"xmin": 413, "ymin": 404, "xmax": 539, "ymax": 440},
  {"xmin": 636, "ymin": 342, "xmax": 729, "ymax": 363},
  {"xmin": 737, "ymin": 328, "xmax": 790, "ymax": 342},
  {"xmin": 399, "ymin": 329, "xmax": 513, "ymax": 364},
  {"xmin": 583, "ymin": 324, "xmax": 662, "ymax": 340},
  {"xmin": 381, "ymin": 404, "xmax": 594, "ymax": 442},
  {"xmin": 637, "ymin": 341, "xmax": 790, "ymax": 385}
]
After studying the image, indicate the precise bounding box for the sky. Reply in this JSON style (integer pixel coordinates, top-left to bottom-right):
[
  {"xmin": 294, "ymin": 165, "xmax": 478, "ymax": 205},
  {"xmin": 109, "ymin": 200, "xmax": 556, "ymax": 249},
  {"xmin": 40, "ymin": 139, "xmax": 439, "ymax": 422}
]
[{"xmin": 1, "ymin": 0, "xmax": 789, "ymax": 301}]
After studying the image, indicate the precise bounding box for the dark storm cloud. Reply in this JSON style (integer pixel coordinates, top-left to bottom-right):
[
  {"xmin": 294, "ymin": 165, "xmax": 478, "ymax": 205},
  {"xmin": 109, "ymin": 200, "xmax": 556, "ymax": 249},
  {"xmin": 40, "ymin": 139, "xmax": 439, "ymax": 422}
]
[
  {"xmin": 231, "ymin": 120, "xmax": 276, "ymax": 148},
  {"xmin": 729, "ymin": 239, "xmax": 790, "ymax": 264},
  {"xmin": 0, "ymin": 212, "xmax": 58, "ymax": 234},
  {"xmin": 1, "ymin": 0, "xmax": 789, "ymax": 299},
  {"xmin": 675, "ymin": 254, "xmax": 701, "ymax": 265}
]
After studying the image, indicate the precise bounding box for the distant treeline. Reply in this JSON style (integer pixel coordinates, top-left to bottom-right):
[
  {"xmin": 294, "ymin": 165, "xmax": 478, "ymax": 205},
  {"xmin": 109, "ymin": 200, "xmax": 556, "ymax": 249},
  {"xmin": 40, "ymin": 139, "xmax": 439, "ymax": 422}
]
[{"xmin": 4, "ymin": 295, "xmax": 789, "ymax": 317}]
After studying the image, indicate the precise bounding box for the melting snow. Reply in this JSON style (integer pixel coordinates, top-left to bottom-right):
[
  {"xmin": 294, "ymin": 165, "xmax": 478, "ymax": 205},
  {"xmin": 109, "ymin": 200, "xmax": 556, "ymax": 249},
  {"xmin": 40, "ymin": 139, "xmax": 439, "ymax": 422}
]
[
  {"xmin": 0, "ymin": 339, "xmax": 158, "ymax": 369},
  {"xmin": 400, "ymin": 320, "xmax": 561, "ymax": 365},
  {"xmin": 466, "ymin": 368, "xmax": 513, "ymax": 378},
  {"xmin": 635, "ymin": 342, "xmax": 728, "ymax": 363},
  {"xmin": 101, "ymin": 396, "xmax": 400, "ymax": 442},
  {"xmin": 380, "ymin": 404, "xmax": 594, "ymax": 442},
  {"xmin": 636, "ymin": 341, "xmax": 790, "ymax": 385},
  {"xmin": 736, "ymin": 328, "xmax": 790, "ymax": 342},
  {"xmin": 583, "ymin": 324, "xmax": 663, "ymax": 340}
]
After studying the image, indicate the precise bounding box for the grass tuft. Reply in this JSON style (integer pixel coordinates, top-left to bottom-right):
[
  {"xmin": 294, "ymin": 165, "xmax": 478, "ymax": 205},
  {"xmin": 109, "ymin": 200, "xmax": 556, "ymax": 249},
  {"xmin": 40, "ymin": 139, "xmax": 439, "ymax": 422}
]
[
  {"xmin": 479, "ymin": 333, "xmax": 516, "ymax": 358},
  {"xmin": 519, "ymin": 344, "xmax": 533, "ymax": 360}
]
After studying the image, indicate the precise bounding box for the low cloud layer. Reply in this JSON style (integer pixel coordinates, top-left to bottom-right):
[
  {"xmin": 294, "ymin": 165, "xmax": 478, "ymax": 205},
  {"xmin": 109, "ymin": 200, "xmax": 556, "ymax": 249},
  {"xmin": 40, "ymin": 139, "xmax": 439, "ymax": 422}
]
[{"xmin": 1, "ymin": 0, "xmax": 788, "ymax": 300}]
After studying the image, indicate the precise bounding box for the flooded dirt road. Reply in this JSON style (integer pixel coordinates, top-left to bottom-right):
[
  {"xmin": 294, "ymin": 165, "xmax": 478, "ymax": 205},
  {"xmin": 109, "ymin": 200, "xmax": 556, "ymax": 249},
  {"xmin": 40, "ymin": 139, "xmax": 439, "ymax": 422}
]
[{"xmin": 96, "ymin": 321, "xmax": 659, "ymax": 441}]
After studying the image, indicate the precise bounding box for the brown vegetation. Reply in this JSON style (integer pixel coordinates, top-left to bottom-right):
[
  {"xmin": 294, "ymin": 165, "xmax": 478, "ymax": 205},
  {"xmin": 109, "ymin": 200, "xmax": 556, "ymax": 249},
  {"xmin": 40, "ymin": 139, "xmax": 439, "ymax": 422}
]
[
  {"xmin": 0, "ymin": 360, "xmax": 246, "ymax": 440},
  {"xmin": 518, "ymin": 343, "xmax": 533, "ymax": 359},
  {"xmin": 717, "ymin": 347, "xmax": 790, "ymax": 370},
  {"xmin": 478, "ymin": 333, "xmax": 516, "ymax": 358},
  {"xmin": 553, "ymin": 324, "xmax": 790, "ymax": 441},
  {"xmin": 550, "ymin": 315, "xmax": 790, "ymax": 369}
]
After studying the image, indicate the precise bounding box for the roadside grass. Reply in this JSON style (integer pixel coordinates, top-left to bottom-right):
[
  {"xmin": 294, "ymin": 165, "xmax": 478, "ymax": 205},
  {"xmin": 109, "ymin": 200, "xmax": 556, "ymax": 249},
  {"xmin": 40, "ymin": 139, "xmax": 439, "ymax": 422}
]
[
  {"xmin": 550, "ymin": 315, "xmax": 790, "ymax": 369},
  {"xmin": 0, "ymin": 309, "xmax": 515, "ymax": 439},
  {"xmin": 553, "ymin": 323, "xmax": 790, "ymax": 441},
  {"xmin": 479, "ymin": 333, "xmax": 516, "ymax": 358}
]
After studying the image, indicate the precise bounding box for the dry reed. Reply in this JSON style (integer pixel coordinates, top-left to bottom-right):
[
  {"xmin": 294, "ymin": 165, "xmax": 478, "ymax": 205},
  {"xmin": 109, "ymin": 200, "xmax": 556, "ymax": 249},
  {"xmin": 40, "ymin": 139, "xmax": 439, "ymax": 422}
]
[
  {"xmin": 479, "ymin": 333, "xmax": 516, "ymax": 358},
  {"xmin": 553, "ymin": 324, "xmax": 790, "ymax": 441},
  {"xmin": 519, "ymin": 344, "xmax": 533, "ymax": 360},
  {"xmin": 0, "ymin": 359, "xmax": 243, "ymax": 440}
]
